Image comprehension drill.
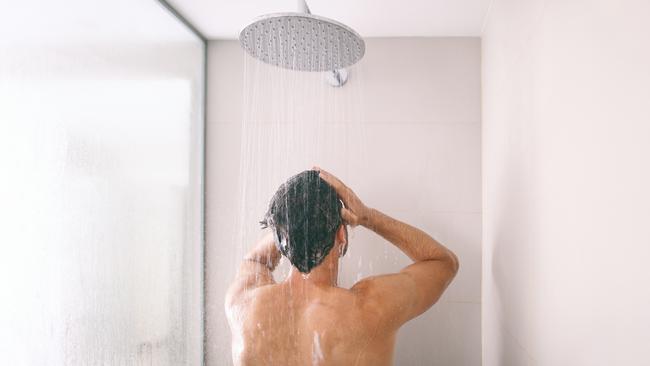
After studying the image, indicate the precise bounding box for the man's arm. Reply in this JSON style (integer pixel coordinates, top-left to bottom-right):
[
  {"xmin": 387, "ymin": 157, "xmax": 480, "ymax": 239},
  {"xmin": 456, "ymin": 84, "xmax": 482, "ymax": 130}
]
[
  {"xmin": 355, "ymin": 209, "xmax": 459, "ymax": 323},
  {"xmin": 225, "ymin": 232, "xmax": 281, "ymax": 308},
  {"xmin": 317, "ymin": 168, "xmax": 459, "ymax": 328}
]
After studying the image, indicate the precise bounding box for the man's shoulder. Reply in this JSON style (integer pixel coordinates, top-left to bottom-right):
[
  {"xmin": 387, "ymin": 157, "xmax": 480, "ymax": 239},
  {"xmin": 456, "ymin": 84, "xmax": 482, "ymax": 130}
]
[
  {"xmin": 227, "ymin": 282, "xmax": 375, "ymax": 313},
  {"xmin": 226, "ymin": 281, "xmax": 277, "ymax": 313}
]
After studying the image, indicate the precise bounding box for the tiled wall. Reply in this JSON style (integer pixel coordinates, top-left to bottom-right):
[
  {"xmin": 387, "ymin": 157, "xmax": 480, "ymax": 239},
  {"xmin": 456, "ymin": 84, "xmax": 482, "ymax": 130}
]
[
  {"xmin": 482, "ymin": 1, "xmax": 650, "ymax": 365},
  {"xmin": 206, "ymin": 38, "xmax": 481, "ymax": 365}
]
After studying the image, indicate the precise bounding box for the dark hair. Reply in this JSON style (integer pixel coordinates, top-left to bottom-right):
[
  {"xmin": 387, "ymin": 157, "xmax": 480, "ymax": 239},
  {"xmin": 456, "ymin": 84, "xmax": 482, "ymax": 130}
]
[{"xmin": 260, "ymin": 170, "xmax": 342, "ymax": 273}]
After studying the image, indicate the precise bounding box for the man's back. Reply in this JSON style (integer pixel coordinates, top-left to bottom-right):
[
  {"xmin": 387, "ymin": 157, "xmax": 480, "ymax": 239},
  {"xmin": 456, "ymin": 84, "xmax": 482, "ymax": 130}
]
[
  {"xmin": 226, "ymin": 169, "xmax": 458, "ymax": 366},
  {"xmin": 228, "ymin": 281, "xmax": 396, "ymax": 366}
]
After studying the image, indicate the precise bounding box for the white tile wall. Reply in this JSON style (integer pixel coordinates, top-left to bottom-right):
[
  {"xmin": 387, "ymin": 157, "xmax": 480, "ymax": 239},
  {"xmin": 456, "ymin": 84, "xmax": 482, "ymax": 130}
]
[
  {"xmin": 396, "ymin": 301, "xmax": 481, "ymax": 366},
  {"xmin": 206, "ymin": 38, "xmax": 481, "ymax": 365},
  {"xmin": 357, "ymin": 39, "xmax": 481, "ymax": 125}
]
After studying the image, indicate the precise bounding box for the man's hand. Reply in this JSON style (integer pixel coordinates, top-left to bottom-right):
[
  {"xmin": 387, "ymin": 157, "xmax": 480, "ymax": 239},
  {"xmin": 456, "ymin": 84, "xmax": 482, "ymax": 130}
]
[{"xmin": 314, "ymin": 167, "xmax": 371, "ymax": 227}]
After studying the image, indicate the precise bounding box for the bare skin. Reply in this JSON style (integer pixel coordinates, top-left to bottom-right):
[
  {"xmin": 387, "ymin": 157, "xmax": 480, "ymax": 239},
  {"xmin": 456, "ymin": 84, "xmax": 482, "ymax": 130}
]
[{"xmin": 225, "ymin": 168, "xmax": 459, "ymax": 366}]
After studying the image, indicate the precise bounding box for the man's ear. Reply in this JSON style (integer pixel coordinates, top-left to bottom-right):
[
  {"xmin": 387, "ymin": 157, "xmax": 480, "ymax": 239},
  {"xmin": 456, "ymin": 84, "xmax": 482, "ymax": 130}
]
[
  {"xmin": 336, "ymin": 225, "xmax": 348, "ymax": 257},
  {"xmin": 336, "ymin": 224, "xmax": 347, "ymax": 244}
]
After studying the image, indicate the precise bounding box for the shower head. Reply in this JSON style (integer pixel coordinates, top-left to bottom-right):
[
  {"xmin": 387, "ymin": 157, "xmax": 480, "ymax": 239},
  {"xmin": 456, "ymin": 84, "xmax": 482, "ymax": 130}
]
[{"xmin": 239, "ymin": 1, "xmax": 365, "ymax": 72}]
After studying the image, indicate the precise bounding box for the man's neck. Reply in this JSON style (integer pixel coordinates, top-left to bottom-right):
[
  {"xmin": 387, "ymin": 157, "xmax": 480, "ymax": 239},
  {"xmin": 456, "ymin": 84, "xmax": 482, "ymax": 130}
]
[{"xmin": 285, "ymin": 254, "xmax": 339, "ymax": 288}]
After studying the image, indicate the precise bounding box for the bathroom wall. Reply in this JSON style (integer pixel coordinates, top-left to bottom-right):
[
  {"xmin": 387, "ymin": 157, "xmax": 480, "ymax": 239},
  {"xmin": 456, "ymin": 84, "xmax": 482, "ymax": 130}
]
[
  {"xmin": 206, "ymin": 38, "xmax": 481, "ymax": 365},
  {"xmin": 482, "ymin": 1, "xmax": 650, "ymax": 365}
]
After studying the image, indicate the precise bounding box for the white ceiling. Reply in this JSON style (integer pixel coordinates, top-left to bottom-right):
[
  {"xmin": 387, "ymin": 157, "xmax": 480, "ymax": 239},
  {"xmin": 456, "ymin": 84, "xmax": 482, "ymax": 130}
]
[
  {"xmin": 168, "ymin": 0, "xmax": 492, "ymax": 39},
  {"xmin": 0, "ymin": 0, "xmax": 199, "ymax": 46}
]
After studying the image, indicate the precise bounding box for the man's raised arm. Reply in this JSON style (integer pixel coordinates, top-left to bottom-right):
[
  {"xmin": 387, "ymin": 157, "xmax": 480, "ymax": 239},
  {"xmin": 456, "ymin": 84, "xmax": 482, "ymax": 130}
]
[
  {"xmin": 317, "ymin": 168, "xmax": 459, "ymax": 328},
  {"xmin": 225, "ymin": 232, "xmax": 281, "ymax": 308}
]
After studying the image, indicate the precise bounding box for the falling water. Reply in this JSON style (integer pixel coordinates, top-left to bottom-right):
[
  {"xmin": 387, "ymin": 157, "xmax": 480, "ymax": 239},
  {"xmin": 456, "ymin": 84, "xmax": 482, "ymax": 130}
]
[
  {"xmin": 233, "ymin": 43, "xmax": 368, "ymax": 277},
  {"xmin": 227, "ymin": 22, "xmax": 370, "ymax": 364}
]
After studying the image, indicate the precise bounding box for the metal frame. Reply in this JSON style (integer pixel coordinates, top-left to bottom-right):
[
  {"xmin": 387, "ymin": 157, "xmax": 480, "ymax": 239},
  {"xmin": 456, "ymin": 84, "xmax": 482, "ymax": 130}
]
[
  {"xmin": 155, "ymin": 1, "xmax": 208, "ymax": 365},
  {"xmin": 157, "ymin": 0, "xmax": 208, "ymax": 43}
]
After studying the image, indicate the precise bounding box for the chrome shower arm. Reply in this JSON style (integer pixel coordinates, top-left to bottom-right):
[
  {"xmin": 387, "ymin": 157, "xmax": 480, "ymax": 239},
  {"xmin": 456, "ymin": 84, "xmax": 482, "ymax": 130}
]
[{"xmin": 298, "ymin": 0, "xmax": 311, "ymax": 14}]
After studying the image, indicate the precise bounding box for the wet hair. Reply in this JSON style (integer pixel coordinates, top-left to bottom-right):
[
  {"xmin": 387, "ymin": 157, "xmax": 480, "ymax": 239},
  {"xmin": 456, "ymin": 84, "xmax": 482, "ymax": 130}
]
[{"xmin": 260, "ymin": 170, "xmax": 343, "ymax": 273}]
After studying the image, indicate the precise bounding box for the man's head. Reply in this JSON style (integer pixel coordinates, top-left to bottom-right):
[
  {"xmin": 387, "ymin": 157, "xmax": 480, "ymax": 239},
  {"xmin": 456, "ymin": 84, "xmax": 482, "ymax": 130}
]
[{"xmin": 261, "ymin": 170, "xmax": 346, "ymax": 273}]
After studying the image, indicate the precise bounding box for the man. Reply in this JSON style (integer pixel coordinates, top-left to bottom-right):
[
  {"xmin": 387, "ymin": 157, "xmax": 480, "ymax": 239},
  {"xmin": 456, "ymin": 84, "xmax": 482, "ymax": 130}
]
[{"xmin": 225, "ymin": 168, "xmax": 459, "ymax": 366}]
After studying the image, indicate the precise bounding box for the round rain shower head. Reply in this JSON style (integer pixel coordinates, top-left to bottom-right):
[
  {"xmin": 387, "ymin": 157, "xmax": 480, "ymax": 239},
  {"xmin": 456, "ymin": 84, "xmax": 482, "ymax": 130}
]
[{"xmin": 239, "ymin": 12, "xmax": 365, "ymax": 72}]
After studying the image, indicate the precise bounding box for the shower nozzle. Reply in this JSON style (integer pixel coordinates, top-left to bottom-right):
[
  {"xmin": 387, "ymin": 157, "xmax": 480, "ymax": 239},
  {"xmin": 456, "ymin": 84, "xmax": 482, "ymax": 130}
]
[{"xmin": 239, "ymin": 1, "xmax": 365, "ymax": 72}]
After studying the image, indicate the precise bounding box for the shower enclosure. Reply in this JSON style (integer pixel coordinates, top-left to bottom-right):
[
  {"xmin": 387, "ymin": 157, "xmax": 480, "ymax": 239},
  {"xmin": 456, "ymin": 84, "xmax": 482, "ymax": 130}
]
[{"xmin": 0, "ymin": 1, "xmax": 205, "ymax": 364}]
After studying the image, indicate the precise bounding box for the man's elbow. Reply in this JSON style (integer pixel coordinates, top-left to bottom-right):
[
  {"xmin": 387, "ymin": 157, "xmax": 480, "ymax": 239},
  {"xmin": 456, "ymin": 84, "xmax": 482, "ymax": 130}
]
[
  {"xmin": 224, "ymin": 284, "xmax": 243, "ymax": 311},
  {"xmin": 224, "ymin": 288, "xmax": 236, "ymax": 310},
  {"xmin": 447, "ymin": 251, "xmax": 460, "ymax": 275}
]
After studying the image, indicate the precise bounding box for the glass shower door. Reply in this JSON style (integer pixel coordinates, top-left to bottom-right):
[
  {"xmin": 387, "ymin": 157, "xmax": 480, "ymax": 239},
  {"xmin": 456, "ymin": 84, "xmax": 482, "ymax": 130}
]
[{"xmin": 0, "ymin": 1, "xmax": 204, "ymax": 364}]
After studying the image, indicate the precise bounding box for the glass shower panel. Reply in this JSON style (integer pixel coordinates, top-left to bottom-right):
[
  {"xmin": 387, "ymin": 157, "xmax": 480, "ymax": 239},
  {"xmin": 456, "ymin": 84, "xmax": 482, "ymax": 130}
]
[{"xmin": 0, "ymin": 1, "xmax": 204, "ymax": 365}]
